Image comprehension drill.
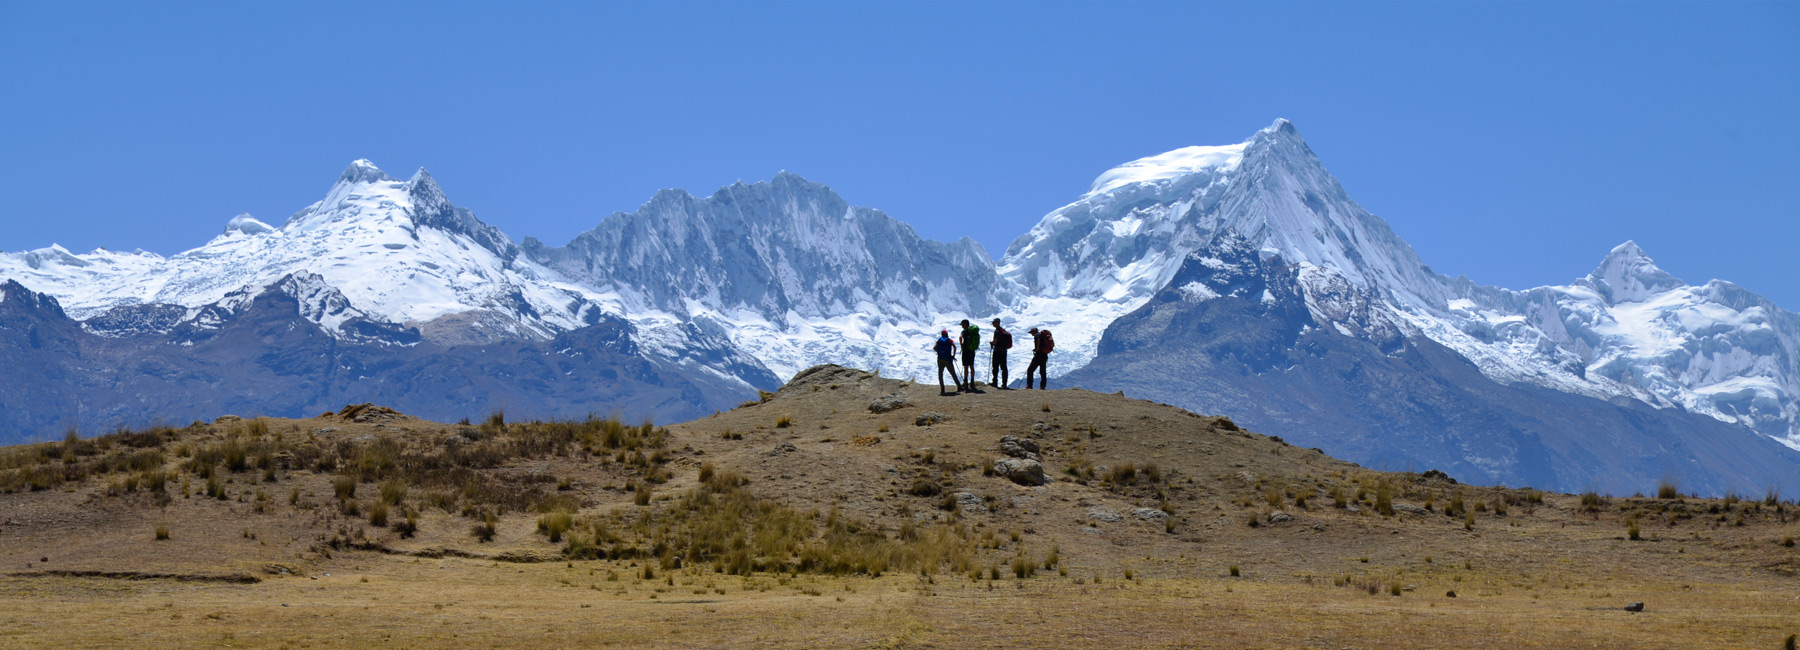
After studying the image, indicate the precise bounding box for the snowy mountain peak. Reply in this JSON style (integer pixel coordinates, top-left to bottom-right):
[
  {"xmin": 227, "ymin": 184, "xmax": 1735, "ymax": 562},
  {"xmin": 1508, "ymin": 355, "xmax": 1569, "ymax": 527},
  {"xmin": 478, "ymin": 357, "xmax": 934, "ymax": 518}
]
[
  {"xmin": 223, "ymin": 213, "xmax": 274, "ymax": 236},
  {"xmin": 1586, "ymin": 240, "xmax": 1685, "ymax": 304},
  {"xmin": 338, "ymin": 159, "xmax": 394, "ymax": 185}
]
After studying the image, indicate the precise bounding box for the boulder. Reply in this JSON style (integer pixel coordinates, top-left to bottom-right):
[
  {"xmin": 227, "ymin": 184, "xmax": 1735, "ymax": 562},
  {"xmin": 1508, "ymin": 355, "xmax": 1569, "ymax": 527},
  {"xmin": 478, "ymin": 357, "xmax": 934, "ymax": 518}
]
[
  {"xmin": 993, "ymin": 457, "xmax": 1049, "ymax": 486},
  {"xmin": 1266, "ymin": 511, "xmax": 1293, "ymax": 523},
  {"xmin": 952, "ymin": 492, "xmax": 984, "ymax": 514},
  {"xmin": 1624, "ymin": 602, "xmax": 1644, "ymax": 612},
  {"xmin": 768, "ymin": 442, "xmax": 798, "ymax": 457},
  {"xmin": 999, "ymin": 435, "xmax": 1040, "ymax": 460},
  {"xmin": 915, "ymin": 412, "xmax": 949, "ymax": 426}
]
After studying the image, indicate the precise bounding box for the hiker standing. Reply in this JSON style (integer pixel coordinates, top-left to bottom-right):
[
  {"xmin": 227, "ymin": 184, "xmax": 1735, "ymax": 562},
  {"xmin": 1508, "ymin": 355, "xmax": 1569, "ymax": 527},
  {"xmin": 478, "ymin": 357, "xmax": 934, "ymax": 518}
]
[
  {"xmin": 958, "ymin": 319, "xmax": 981, "ymax": 391},
  {"xmin": 934, "ymin": 329, "xmax": 961, "ymax": 395},
  {"xmin": 1024, "ymin": 326, "xmax": 1053, "ymax": 389},
  {"xmin": 989, "ymin": 318, "xmax": 1012, "ymax": 389}
]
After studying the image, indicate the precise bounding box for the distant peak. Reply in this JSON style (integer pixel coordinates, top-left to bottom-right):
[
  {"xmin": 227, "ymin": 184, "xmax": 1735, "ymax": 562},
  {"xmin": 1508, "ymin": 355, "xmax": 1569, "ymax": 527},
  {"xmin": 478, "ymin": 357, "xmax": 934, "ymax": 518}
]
[
  {"xmin": 1264, "ymin": 118, "xmax": 1296, "ymax": 133},
  {"xmin": 338, "ymin": 159, "xmax": 394, "ymax": 185},
  {"xmin": 224, "ymin": 213, "xmax": 274, "ymax": 236},
  {"xmin": 1588, "ymin": 240, "xmax": 1683, "ymax": 303}
]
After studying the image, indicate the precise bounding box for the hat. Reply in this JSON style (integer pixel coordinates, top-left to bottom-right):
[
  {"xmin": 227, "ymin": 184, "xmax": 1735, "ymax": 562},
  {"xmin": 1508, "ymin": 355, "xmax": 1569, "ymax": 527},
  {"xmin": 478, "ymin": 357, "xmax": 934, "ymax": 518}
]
[
  {"xmin": 940, "ymin": 329, "xmax": 949, "ymax": 336},
  {"xmin": 1028, "ymin": 327, "xmax": 1039, "ymax": 333}
]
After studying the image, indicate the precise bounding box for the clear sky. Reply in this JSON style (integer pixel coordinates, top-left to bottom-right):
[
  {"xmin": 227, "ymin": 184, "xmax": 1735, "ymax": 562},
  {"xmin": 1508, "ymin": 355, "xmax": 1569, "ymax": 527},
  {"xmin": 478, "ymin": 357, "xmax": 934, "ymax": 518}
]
[{"xmin": 2, "ymin": 1, "xmax": 1796, "ymax": 307}]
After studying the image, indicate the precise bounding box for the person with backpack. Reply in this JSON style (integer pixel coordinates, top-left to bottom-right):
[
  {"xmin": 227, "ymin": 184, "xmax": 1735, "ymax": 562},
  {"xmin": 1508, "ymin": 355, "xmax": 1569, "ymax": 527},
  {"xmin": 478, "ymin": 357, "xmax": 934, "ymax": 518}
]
[
  {"xmin": 989, "ymin": 318, "xmax": 1012, "ymax": 389},
  {"xmin": 1024, "ymin": 326, "xmax": 1054, "ymax": 389},
  {"xmin": 933, "ymin": 329, "xmax": 961, "ymax": 395},
  {"xmin": 958, "ymin": 319, "xmax": 981, "ymax": 391}
]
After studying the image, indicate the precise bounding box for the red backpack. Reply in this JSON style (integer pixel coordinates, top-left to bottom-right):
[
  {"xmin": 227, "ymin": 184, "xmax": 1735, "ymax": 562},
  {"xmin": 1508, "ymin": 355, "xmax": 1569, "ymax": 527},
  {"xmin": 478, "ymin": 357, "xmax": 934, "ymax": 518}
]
[{"xmin": 1039, "ymin": 329, "xmax": 1054, "ymax": 353}]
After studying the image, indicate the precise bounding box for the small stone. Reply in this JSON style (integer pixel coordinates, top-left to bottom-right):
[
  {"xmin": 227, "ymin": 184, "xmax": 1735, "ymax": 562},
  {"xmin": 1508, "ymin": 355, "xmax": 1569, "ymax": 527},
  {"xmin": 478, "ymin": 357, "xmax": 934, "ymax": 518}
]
[
  {"xmin": 915, "ymin": 412, "xmax": 949, "ymax": 426},
  {"xmin": 1266, "ymin": 511, "xmax": 1293, "ymax": 523},
  {"xmin": 868, "ymin": 393, "xmax": 910, "ymax": 414},
  {"xmin": 1445, "ymin": 590, "xmax": 1457, "ymax": 598},
  {"xmin": 1624, "ymin": 602, "xmax": 1644, "ymax": 612},
  {"xmin": 768, "ymin": 442, "xmax": 798, "ymax": 457},
  {"xmin": 1086, "ymin": 508, "xmax": 1123, "ymax": 523},
  {"xmin": 1132, "ymin": 508, "xmax": 1169, "ymax": 521},
  {"xmin": 1393, "ymin": 503, "xmax": 1428, "ymax": 515}
]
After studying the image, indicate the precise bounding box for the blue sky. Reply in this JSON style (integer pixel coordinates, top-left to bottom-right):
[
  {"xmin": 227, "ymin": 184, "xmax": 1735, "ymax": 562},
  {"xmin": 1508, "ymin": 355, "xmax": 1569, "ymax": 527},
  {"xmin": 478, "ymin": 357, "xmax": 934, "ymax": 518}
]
[{"xmin": 2, "ymin": 1, "xmax": 1796, "ymax": 306}]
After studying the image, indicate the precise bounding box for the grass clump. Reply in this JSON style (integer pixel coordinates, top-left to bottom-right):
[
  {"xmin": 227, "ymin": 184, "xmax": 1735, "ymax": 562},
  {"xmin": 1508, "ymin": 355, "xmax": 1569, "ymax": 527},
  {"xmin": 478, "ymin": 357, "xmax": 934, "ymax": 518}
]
[
  {"xmin": 1657, "ymin": 478, "xmax": 1680, "ymax": 500},
  {"xmin": 538, "ymin": 511, "xmax": 574, "ymax": 543},
  {"xmin": 154, "ymin": 525, "xmax": 169, "ymax": 541},
  {"xmin": 369, "ymin": 501, "xmax": 390, "ymax": 527}
]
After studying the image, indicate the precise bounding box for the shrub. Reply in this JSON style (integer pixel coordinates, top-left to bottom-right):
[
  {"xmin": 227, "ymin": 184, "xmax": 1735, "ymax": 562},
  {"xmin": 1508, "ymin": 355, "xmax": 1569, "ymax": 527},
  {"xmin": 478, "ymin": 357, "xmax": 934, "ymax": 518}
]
[
  {"xmin": 634, "ymin": 485, "xmax": 653, "ymax": 506},
  {"xmin": 1106, "ymin": 463, "xmax": 1138, "ymax": 486},
  {"xmin": 1626, "ymin": 517, "xmax": 1641, "ymax": 541},
  {"xmin": 369, "ymin": 501, "xmax": 390, "ymax": 527},
  {"xmin": 1375, "ymin": 482, "xmax": 1395, "ymax": 516},
  {"xmin": 1228, "ymin": 564, "xmax": 1240, "ymax": 577}
]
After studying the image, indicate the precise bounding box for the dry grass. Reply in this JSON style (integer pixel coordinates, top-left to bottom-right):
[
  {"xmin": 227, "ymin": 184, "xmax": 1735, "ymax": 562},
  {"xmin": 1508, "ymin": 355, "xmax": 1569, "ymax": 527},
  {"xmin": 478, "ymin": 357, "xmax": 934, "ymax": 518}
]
[{"xmin": 0, "ymin": 367, "xmax": 1795, "ymax": 648}]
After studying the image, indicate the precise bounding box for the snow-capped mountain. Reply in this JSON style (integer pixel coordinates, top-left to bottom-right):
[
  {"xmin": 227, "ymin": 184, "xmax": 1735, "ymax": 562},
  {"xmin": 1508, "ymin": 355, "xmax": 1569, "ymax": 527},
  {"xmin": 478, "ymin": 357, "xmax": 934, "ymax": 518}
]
[
  {"xmin": 996, "ymin": 120, "xmax": 1800, "ymax": 452},
  {"xmin": 0, "ymin": 160, "xmax": 613, "ymax": 344},
  {"xmin": 521, "ymin": 172, "xmax": 1011, "ymax": 380},
  {"xmin": 0, "ymin": 160, "xmax": 782, "ymax": 437}
]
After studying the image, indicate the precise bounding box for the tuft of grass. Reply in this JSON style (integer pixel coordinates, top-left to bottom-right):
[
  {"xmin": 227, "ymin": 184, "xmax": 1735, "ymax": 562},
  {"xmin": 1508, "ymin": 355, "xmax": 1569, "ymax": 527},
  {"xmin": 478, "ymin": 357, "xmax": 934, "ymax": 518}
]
[
  {"xmin": 394, "ymin": 508, "xmax": 419, "ymax": 538},
  {"xmin": 1657, "ymin": 478, "xmax": 1680, "ymax": 500},
  {"xmin": 369, "ymin": 501, "xmax": 390, "ymax": 527},
  {"xmin": 154, "ymin": 525, "xmax": 169, "ymax": 541},
  {"xmin": 634, "ymin": 484, "xmax": 653, "ymax": 506},
  {"xmin": 1010, "ymin": 556, "xmax": 1035, "ymax": 579},
  {"xmin": 538, "ymin": 511, "xmax": 574, "ymax": 543},
  {"xmin": 775, "ymin": 415, "xmax": 794, "ymax": 429},
  {"xmin": 1580, "ymin": 490, "xmax": 1603, "ymax": 511},
  {"xmin": 1228, "ymin": 564, "xmax": 1240, "ymax": 577},
  {"xmin": 334, "ymin": 475, "xmax": 357, "ymax": 501},
  {"xmin": 908, "ymin": 478, "xmax": 943, "ymax": 498},
  {"xmin": 379, "ymin": 479, "xmax": 407, "ymax": 505},
  {"xmin": 1040, "ymin": 402, "xmax": 1051, "ymax": 413},
  {"xmin": 471, "ymin": 513, "xmax": 498, "ymax": 543},
  {"xmin": 1389, "ymin": 582, "xmax": 1403, "ymax": 597}
]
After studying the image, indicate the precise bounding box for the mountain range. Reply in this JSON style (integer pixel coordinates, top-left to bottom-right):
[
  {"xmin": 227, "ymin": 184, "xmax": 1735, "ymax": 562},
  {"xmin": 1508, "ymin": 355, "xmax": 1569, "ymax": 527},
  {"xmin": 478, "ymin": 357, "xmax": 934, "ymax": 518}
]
[{"xmin": 4, "ymin": 119, "xmax": 1797, "ymax": 496}]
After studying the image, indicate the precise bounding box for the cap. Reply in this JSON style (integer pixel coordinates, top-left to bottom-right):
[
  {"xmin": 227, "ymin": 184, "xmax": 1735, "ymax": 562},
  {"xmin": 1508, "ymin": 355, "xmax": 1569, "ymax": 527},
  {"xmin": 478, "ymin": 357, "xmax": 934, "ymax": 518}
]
[{"xmin": 1028, "ymin": 327, "xmax": 1039, "ymax": 333}]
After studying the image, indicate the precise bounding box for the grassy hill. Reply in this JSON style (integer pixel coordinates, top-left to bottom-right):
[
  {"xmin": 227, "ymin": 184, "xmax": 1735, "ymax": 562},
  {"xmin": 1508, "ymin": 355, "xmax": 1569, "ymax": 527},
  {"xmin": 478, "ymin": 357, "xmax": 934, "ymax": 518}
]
[{"xmin": 1, "ymin": 365, "xmax": 1795, "ymax": 648}]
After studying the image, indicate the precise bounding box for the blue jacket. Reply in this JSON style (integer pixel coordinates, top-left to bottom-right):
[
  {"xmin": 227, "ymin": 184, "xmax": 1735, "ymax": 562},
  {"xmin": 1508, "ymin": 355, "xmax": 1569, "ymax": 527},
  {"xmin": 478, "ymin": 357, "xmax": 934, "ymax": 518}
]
[{"xmin": 934, "ymin": 336, "xmax": 956, "ymax": 360}]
